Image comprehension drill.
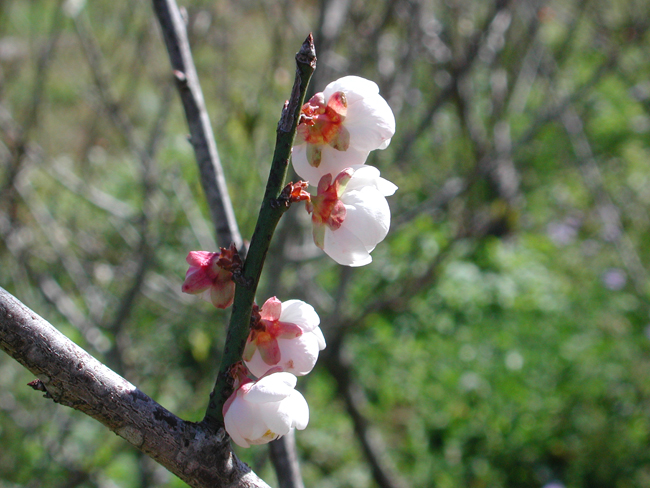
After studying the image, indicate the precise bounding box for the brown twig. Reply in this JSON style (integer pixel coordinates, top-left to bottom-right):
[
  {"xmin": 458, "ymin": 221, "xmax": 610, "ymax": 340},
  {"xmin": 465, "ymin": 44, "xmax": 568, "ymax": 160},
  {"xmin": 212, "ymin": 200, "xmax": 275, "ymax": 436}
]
[{"xmin": 0, "ymin": 0, "xmax": 65, "ymax": 215}]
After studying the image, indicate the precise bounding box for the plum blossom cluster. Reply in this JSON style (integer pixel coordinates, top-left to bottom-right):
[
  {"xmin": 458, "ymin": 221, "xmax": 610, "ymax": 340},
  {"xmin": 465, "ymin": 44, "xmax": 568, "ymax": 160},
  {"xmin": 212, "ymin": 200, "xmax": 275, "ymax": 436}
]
[
  {"xmin": 182, "ymin": 254, "xmax": 324, "ymax": 447},
  {"xmin": 180, "ymin": 75, "xmax": 395, "ymax": 449},
  {"xmin": 292, "ymin": 75, "xmax": 397, "ymax": 266},
  {"xmin": 225, "ymin": 297, "xmax": 324, "ymax": 447}
]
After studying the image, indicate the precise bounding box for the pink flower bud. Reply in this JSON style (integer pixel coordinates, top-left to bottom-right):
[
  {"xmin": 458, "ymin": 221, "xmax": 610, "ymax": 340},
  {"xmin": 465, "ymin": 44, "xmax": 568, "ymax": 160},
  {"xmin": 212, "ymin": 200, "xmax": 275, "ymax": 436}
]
[
  {"xmin": 243, "ymin": 297, "xmax": 325, "ymax": 378},
  {"xmin": 181, "ymin": 246, "xmax": 237, "ymax": 309},
  {"xmin": 223, "ymin": 372, "xmax": 309, "ymax": 448}
]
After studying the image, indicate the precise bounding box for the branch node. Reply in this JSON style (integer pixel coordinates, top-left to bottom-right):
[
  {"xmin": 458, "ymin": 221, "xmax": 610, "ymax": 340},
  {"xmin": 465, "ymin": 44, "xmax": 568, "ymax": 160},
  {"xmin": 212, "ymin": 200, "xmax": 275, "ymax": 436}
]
[
  {"xmin": 179, "ymin": 6, "xmax": 189, "ymax": 25},
  {"xmin": 173, "ymin": 69, "xmax": 187, "ymax": 84},
  {"xmin": 274, "ymin": 181, "xmax": 311, "ymax": 208},
  {"xmin": 278, "ymin": 34, "xmax": 317, "ymax": 133},
  {"xmin": 27, "ymin": 378, "xmax": 46, "ymax": 391},
  {"xmin": 232, "ymin": 270, "xmax": 253, "ymax": 288},
  {"xmin": 27, "ymin": 378, "xmax": 52, "ymax": 399}
]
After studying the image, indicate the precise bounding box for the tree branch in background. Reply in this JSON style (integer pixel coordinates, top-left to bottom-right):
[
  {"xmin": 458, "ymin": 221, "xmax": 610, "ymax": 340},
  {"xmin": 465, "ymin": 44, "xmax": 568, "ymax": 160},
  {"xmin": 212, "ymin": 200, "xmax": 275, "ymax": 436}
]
[
  {"xmin": 562, "ymin": 107, "xmax": 648, "ymax": 295},
  {"xmin": 0, "ymin": 287, "xmax": 270, "ymax": 488},
  {"xmin": 322, "ymin": 335, "xmax": 409, "ymax": 488},
  {"xmin": 396, "ymin": 0, "xmax": 513, "ymax": 161},
  {"xmin": 0, "ymin": 0, "xmax": 65, "ymax": 216},
  {"xmin": 152, "ymin": 0, "xmax": 243, "ymax": 250},
  {"xmin": 269, "ymin": 431, "xmax": 306, "ymax": 488}
]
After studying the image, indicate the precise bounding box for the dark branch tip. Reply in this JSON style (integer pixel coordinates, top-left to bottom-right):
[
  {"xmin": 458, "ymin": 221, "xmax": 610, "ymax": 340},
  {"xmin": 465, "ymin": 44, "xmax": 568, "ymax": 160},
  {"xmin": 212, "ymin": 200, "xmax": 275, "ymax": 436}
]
[{"xmin": 296, "ymin": 33, "xmax": 317, "ymax": 67}]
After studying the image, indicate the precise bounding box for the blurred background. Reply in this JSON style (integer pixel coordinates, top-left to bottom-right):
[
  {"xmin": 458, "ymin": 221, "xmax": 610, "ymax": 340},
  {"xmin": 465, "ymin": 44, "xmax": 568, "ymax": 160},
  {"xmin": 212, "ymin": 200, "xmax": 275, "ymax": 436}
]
[{"xmin": 2, "ymin": 0, "xmax": 650, "ymax": 486}]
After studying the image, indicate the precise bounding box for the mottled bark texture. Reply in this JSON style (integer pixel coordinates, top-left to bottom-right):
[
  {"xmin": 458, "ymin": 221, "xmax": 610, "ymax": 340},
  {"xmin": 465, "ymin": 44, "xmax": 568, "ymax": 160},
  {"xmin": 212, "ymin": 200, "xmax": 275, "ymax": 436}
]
[{"xmin": 0, "ymin": 287, "xmax": 270, "ymax": 488}]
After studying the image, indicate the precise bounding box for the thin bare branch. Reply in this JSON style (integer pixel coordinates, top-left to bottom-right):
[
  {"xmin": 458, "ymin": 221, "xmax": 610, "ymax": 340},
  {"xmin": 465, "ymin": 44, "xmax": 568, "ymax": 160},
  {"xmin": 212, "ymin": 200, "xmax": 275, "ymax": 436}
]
[
  {"xmin": 322, "ymin": 338, "xmax": 409, "ymax": 488},
  {"xmin": 152, "ymin": 0, "xmax": 243, "ymax": 250},
  {"xmin": 561, "ymin": 108, "xmax": 648, "ymax": 293}
]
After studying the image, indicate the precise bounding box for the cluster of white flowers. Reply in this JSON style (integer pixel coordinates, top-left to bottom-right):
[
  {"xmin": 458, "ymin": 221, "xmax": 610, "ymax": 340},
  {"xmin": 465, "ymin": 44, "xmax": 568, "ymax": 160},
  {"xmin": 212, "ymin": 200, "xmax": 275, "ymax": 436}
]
[
  {"xmin": 181, "ymin": 75, "xmax": 395, "ymax": 448},
  {"xmin": 224, "ymin": 297, "xmax": 324, "ymax": 447},
  {"xmin": 293, "ymin": 75, "xmax": 397, "ymax": 267}
]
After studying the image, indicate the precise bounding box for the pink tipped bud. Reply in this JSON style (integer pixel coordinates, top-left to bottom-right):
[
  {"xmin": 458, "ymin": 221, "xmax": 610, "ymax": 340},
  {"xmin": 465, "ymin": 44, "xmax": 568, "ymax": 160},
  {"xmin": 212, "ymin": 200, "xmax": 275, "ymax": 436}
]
[{"xmin": 181, "ymin": 246, "xmax": 237, "ymax": 309}]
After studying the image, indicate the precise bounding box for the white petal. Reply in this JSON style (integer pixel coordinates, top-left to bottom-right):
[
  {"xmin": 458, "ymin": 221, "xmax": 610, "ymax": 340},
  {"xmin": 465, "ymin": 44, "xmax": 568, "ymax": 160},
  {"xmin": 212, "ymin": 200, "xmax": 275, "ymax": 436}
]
[
  {"xmin": 283, "ymin": 390, "xmax": 310, "ymax": 430},
  {"xmin": 259, "ymin": 400, "xmax": 293, "ymax": 437},
  {"xmin": 259, "ymin": 389, "xmax": 309, "ymax": 434},
  {"xmin": 277, "ymin": 334, "xmax": 320, "ymax": 376},
  {"xmin": 323, "ymin": 226, "xmax": 373, "ymax": 267},
  {"xmin": 280, "ymin": 300, "xmax": 320, "ymax": 332},
  {"xmin": 323, "ymin": 76, "xmax": 379, "ymax": 103},
  {"xmin": 344, "ymin": 165, "xmax": 381, "ymax": 191},
  {"xmin": 244, "ymin": 349, "xmax": 272, "ymax": 378},
  {"xmin": 345, "ymin": 93, "xmax": 396, "ymax": 152},
  {"xmin": 341, "ymin": 187, "xmax": 391, "ymax": 250},
  {"xmin": 224, "ymin": 396, "xmax": 256, "ymax": 447},
  {"xmin": 246, "ymin": 372, "xmax": 297, "ymax": 403},
  {"xmin": 292, "ymin": 143, "xmax": 369, "ymax": 183},
  {"xmin": 345, "ymin": 165, "xmax": 397, "ymax": 196},
  {"xmin": 376, "ymin": 176, "xmax": 398, "ymax": 196},
  {"xmin": 246, "ymin": 335, "xmax": 321, "ymax": 377},
  {"xmin": 321, "ymin": 76, "xmax": 395, "ymax": 152},
  {"xmin": 311, "ymin": 327, "xmax": 327, "ymax": 351}
]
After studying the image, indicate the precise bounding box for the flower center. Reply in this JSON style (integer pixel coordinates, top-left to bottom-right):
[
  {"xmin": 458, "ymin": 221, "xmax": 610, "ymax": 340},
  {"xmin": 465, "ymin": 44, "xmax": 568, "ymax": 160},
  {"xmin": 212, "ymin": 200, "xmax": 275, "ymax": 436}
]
[
  {"xmin": 249, "ymin": 429, "xmax": 278, "ymax": 445},
  {"xmin": 307, "ymin": 170, "xmax": 353, "ymax": 232},
  {"xmin": 296, "ymin": 92, "xmax": 350, "ymax": 168},
  {"xmin": 310, "ymin": 190, "xmax": 346, "ymax": 230}
]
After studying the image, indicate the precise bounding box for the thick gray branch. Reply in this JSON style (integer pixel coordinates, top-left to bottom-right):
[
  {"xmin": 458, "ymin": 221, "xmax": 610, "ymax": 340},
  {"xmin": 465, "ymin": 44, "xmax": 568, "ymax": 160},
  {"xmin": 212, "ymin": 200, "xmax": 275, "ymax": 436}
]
[
  {"xmin": 152, "ymin": 0, "xmax": 243, "ymax": 250},
  {"xmin": 0, "ymin": 287, "xmax": 269, "ymax": 488}
]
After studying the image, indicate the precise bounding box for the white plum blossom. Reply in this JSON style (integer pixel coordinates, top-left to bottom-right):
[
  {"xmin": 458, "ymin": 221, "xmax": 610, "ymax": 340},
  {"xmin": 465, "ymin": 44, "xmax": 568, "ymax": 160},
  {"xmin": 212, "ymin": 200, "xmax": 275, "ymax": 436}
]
[
  {"xmin": 244, "ymin": 297, "xmax": 325, "ymax": 378},
  {"xmin": 223, "ymin": 372, "xmax": 309, "ymax": 448},
  {"xmin": 292, "ymin": 76, "xmax": 395, "ymax": 184},
  {"xmin": 307, "ymin": 165, "xmax": 397, "ymax": 267}
]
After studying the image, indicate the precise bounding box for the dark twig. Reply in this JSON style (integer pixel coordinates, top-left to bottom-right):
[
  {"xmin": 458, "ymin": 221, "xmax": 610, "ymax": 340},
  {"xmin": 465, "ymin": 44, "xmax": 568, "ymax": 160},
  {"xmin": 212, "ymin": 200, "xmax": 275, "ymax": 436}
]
[
  {"xmin": 0, "ymin": 0, "xmax": 65, "ymax": 225},
  {"xmin": 396, "ymin": 0, "xmax": 513, "ymax": 160},
  {"xmin": 562, "ymin": 107, "xmax": 648, "ymax": 295}
]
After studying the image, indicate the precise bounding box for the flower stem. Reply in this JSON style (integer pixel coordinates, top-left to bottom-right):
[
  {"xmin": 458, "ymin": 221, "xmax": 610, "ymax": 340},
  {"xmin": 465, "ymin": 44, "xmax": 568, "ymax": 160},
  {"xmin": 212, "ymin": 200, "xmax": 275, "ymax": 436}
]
[{"xmin": 204, "ymin": 34, "xmax": 317, "ymax": 428}]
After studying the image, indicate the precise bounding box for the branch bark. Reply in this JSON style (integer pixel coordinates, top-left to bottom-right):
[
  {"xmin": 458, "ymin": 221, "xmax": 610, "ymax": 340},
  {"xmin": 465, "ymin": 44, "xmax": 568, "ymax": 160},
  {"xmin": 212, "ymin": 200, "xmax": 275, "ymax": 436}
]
[{"xmin": 0, "ymin": 287, "xmax": 270, "ymax": 488}]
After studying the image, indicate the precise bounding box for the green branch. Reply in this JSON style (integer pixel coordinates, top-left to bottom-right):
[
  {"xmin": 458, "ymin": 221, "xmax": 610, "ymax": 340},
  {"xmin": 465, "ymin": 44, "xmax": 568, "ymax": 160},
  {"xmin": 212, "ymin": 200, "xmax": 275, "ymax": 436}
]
[{"xmin": 204, "ymin": 35, "xmax": 317, "ymax": 428}]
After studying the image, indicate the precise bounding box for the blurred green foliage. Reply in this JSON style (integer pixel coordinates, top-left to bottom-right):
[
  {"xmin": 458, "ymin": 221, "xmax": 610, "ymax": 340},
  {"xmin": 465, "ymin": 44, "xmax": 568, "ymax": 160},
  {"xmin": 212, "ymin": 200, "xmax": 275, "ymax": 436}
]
[{"xmin": 2, "ymin": 0, "xmax": 650, "ymax": 487}]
